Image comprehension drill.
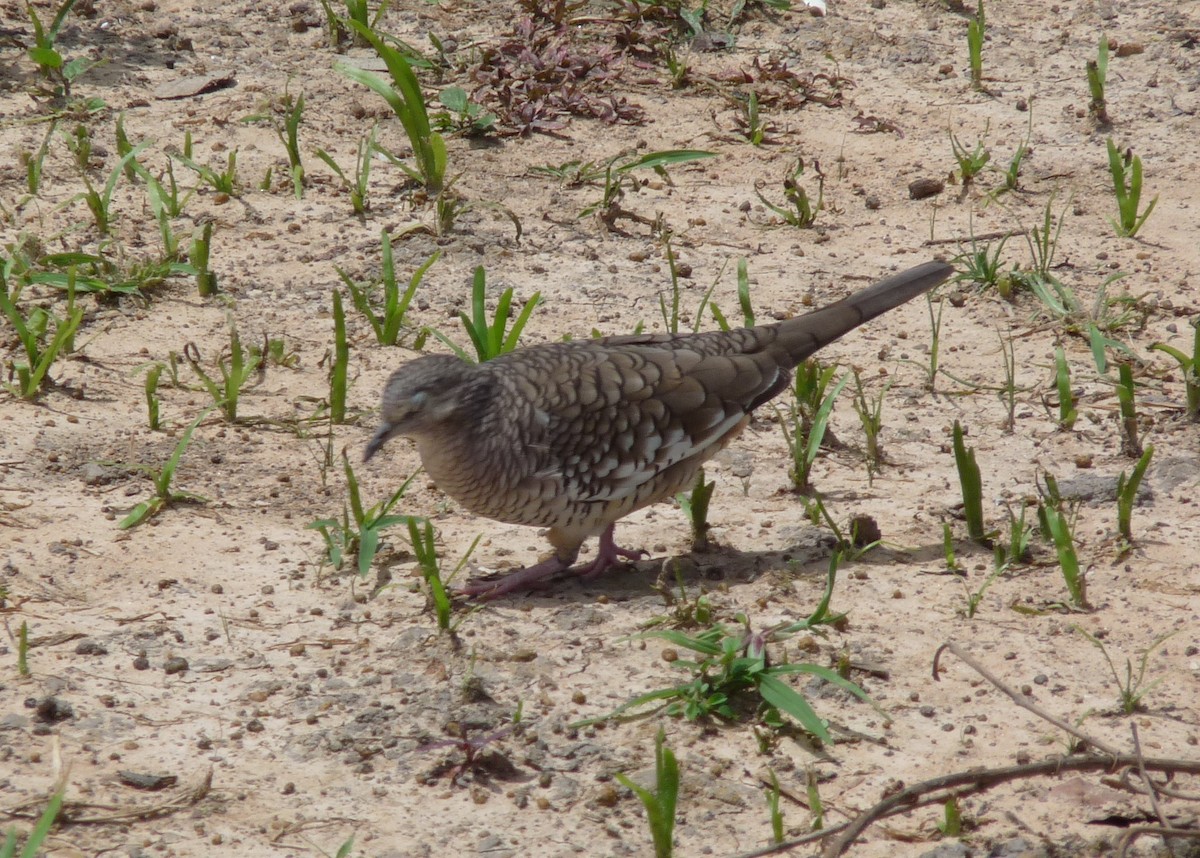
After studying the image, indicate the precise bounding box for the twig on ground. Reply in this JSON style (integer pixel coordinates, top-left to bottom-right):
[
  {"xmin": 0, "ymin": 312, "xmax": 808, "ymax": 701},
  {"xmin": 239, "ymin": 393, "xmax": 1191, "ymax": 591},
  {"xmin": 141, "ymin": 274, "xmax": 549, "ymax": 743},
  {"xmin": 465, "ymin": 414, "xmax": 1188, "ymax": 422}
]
[
  {"xmin": 933, "ymin": 641, "xmax": 1121, "ymax": 756},
  {"xmin": 819, "ymin": 756, "xmax": 1200, "ymax": 858}
]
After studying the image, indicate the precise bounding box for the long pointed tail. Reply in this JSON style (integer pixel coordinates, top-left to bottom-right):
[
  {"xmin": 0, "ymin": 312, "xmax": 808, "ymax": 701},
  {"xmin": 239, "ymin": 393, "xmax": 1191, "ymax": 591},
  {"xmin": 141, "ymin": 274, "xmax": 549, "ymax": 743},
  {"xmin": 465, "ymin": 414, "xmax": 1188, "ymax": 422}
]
[{"xmin": 773, "ymin": 260, "xmax": 954, "ymax": 365}]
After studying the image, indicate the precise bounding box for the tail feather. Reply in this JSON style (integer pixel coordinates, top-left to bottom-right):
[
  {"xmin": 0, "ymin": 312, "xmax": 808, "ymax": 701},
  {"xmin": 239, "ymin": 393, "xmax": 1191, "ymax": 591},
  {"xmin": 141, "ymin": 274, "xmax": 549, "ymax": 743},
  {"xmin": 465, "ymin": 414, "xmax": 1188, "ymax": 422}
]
[{"xmin": 773, "ymin": 260, "xmax": 954, "ymax": 365}]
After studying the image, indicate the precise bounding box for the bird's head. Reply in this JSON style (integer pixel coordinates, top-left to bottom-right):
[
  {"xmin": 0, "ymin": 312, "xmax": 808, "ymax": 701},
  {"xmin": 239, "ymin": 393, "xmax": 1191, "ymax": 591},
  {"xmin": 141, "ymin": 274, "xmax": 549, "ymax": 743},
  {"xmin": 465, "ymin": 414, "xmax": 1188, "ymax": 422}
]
[{"xmin": 364, "ymin": 354, "xmax": 476, "ymax": 461}]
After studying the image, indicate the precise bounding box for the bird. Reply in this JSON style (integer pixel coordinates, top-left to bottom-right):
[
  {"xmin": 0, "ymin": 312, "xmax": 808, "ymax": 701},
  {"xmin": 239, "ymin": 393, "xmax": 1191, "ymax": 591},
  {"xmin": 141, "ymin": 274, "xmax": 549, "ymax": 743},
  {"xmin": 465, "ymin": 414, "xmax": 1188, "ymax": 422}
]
[{"xmin": 365, "ymin": 260, "xmax": 953, "ymax": 597}]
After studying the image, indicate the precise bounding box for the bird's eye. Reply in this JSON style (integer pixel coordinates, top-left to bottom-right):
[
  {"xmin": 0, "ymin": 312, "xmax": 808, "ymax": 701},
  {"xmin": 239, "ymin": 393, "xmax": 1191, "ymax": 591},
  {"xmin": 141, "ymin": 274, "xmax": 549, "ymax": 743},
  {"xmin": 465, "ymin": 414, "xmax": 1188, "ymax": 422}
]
[{"xmin": 411, "ymin": 391, "xmax": 429, "ymax": 408}]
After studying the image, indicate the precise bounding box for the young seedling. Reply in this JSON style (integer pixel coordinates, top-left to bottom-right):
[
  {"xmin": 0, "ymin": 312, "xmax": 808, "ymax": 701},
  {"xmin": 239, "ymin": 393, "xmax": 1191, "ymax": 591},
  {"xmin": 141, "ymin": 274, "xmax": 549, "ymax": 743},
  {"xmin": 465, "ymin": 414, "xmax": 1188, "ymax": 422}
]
[
  {"xmin": 966, "ymin": 0, "xmax": 985, "ymax": 91},
  {"xmin": 1150, "ymin": 318, "xmax": 1200, "ymax": 421},
  {"xmin": 433, "ymin": 87, "xmax": 496, "ymax": 137},
  {"xmin": 952, "ymin": 421, "xmax": 989, "ymax": 545},
  {"xmin": 330, "ymin": 289, "xmax": 349, "ymax": 424},
  {"xmin": 1087, "ymin": 36, "xmax": 1110, "ymax": 125},
  {"xmin": 142, "ymin": 170, "xmax": 181, "ymax": 260},
  {"xmin": 1037, "ymin": 473, "xmax": 1088, "ymax": 609},
  {"xmin": 431, "ymin": 266, "xmax": 541, "ymax": 363},
  {"xmin": 338, "ymin": 21, "xmax": 445, "ymax": 194},
  {"xmin": 766, "ymin": 768, "xmax": 784, "ymax": 844},
  {"xmin": 183, "ymin": 314, "xmax": 262, "ymax": 422},
  {"xmin": 1073, "ymin": 626, "xmax": 1176, "ymax": 714},
  {"xmin": 734, "ymin": 91, "xmax": 776, "ymax": 146},
  {"xmin": 779, "ymin": 361, "xmax": 850, "ymax": 495},
  {"xmin": 663, "ymin": 44, "xmax": 690, "ymax": 89},
  {"xmin": 997, "ymin": 333, "xmax": 1019, "ymax": 433},
  {"xmin": 924, "ymin": 295, "xmax": 944, "ymax": 390},
  {"xmin": 530, "ymin": 158, "xmax": 607, "ymax": 186},
  {"xmin": 73, "ymin": 142, "xmax": 151, "ymax": 235},
  {"xmin": 64, "ymin": 122, "xmax": 91, "ymax": 172},
  {"xmin": 25, "ymin": 0, "xmax": 96, "ymax": 96},
  {"xmin": 144, "ymin": 158, "xmax": 189, "ymax": 219},
  {"xmin": 850, "ymin": 369, "xmax": 890, "ymax": 482},
  {"xmin": 990, "ymin": 108, "xmax": 1033, "ymax": 199},
  {"xmin": 307, "ymin": 453, "xmax": 418, "ymax": 577},
  {"xmin": 1052, "ymin": 347, "xmax": 1078, "ymax": 429},
  {"xmin": 957, "ymin": 231, "xmax": 1010, "ymax": 293},
  {"xmin": 340, "ymin": 233, "xmax": 437, "ymax": 347},
  {"xmin": 579, "ymin": 557, "xmax": 876, "ymax": 743},
  {"xmin": 407, "ymin": 517, "xmax": 480, "ymax": 632},
  {"xmin": 417, "ymin": 720, "xmax": 518, "ymax": 785},
  {"xmin": 261, "ymin": 335, "xmax": 298, "ymax": 369},
  {"xmin": 707, "ymin": 258, "xmax": 756, "ymax": 331},
  {"xmin": 173, "ymin": 150, "xmax": 240, "ymax": 196},
  {"xmin": 1116, "ymin": 445, "xmax": 1153, "ymax": 546},
  {"xmin": 735, "ymin": 258, "xmax": 755, "ymax": 327},
  {"xmin": 616, "ymin": 729, "xmax": 679, "ymax": 858},
  {"xmin": 998, "ymin": 501, "xmax": 1033, "ymax": 568},
  {"xmin": 942, "ymin": 522, "xmax": 961, "ymax": 573},
  {"xmin": 961, "ymin": 559, "xmax": 1001, "ymax": 620},
  {"xmin": 755, "ymin": 158, "xmax": 824, "ymax": 228},
  {"xmin": 21, "ymin": 120, "xmax": 56, "ymax": 197},
  {"xmin": 937, "ymin": 796, "xmax": 963, "ymax": 836},
  {"xmin": 242, "ymin": 89, "xmax": 306, "ymax": 198},
  {"xmin": 579, "ymin": 149, "xmax": 716, "ymax": 228},
  {"xmin": 188, "ymin": 222, "xmax": 217, "ymax": 296},
  {"xmin": 316, "ymin": 125, "xmax": 377, "ymax": 215},
  {"xmin": 949, "ymin": 127, "xmax": 991, "ymax": 192},
  {"xmin": 805, "ymin": 766, "xmax": 825, "ymax": 832},
  {"xmin": 0, "ymin": 273, "xmax": 83, "ymax": 399},
  {"xmin": 676, "ymin": 468, "xmax": 715, "ymax": 553},
  {"xmin": 962, "ymin": 502, "xmax": 1030, "ymax": 618},
  {"xmin": 113, "ymin": 112, "xmax": 142, "ymax": 183},
  {"xmin": 1106, "ymin": 138, "xmax": 1158, "ymax": 238},
  {"xmin": 17, "ymin": 621, "xmax": 31, "ymax": 677},
  {"xmin": 119, "ymin": 408, "xmax": 213, "ymax": 529},
  {"xmin": 657, "ymin": 233, "xmax": 691, "ymax": 334},
  {"xmin": 1114, "ymin": 362, "xmax": 1142, "ymax": 457},
  {"xmin": 1023, "ymin": 194, "xmax": 1067, "ymax": 280},
  {"xmin": 143, "ymin": 363, "xmax": 163, "ymax": 430}
]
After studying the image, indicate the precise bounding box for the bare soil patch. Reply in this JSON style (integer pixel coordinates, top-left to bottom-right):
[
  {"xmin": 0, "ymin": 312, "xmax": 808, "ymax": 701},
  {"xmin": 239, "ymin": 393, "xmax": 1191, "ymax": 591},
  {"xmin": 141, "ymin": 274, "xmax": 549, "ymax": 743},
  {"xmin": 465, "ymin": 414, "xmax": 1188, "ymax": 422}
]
[{"xmin": 2, "ymin": 0, "xmax": 1199, "ymax": 856}]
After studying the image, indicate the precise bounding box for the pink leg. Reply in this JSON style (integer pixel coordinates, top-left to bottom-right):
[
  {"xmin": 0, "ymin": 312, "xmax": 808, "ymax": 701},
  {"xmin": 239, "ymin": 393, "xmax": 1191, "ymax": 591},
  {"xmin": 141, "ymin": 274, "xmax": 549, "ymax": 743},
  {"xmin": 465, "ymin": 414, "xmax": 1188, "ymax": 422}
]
[
  {"xmin": 458, "ymin": 525, "xmax": 646, "ymax": 598},
  {"xmin": 573, "ymin": 524, "xmax": 648, "ymax": 579}
]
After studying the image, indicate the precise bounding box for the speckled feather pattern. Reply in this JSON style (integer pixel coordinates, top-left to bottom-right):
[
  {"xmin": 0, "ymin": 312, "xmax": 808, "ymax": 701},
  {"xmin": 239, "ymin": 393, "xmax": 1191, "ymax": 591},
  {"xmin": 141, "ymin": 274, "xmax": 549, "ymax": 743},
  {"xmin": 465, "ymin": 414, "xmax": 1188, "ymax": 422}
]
[{"xmin": 374, "ymin": 261, "xmax": 953, "ymax": 564}]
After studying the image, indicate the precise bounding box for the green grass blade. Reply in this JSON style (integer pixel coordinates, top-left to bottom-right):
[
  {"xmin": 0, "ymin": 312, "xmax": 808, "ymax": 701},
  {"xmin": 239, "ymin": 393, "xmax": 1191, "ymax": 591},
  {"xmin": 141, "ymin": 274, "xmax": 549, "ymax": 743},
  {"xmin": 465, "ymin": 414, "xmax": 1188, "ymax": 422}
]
[
  {"xmin": 489, "ymin": 288, "xmax": 514, "ymax": 357},
  {"xmin": 156, "ymin": 406, "xmax": 213, "ymax": 495},
  {"xmin": 18, "ymin": 789, "xmax": 63, "ymax": 858},
  {"xmin": 119, "ymin": 497, "xmax": 163, "ymax": 529},
  {"xmin": 501, "ymin": 291, "xmax": 540, "ymax": 354},
  {"xmin": 616, "ymin": 149, "xmax": 716, "ymax": 173},
  {"xmin": 804, "ymin": 372, "xmax": 850, "ymax": 470},
  {"xmin": 756, "ymin": 673, "xmax": 831, "ymax": 743}
]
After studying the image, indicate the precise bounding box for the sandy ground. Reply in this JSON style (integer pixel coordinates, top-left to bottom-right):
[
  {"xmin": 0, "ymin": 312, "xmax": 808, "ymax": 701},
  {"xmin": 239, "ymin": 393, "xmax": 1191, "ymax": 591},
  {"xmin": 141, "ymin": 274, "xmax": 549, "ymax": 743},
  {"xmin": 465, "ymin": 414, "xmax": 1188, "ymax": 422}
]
[{"xmin": 2, "ymin": 0, "xmax": 1199, "ymax": 856}]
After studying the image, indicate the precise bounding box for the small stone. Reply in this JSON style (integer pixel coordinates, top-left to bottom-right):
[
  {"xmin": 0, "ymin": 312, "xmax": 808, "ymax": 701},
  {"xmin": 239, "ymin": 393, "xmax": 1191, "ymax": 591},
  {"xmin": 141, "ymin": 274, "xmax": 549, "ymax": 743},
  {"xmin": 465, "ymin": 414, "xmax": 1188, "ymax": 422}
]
[{"xmin": 908, "ymin": 178, "xmax": 945, "ymax": 200}]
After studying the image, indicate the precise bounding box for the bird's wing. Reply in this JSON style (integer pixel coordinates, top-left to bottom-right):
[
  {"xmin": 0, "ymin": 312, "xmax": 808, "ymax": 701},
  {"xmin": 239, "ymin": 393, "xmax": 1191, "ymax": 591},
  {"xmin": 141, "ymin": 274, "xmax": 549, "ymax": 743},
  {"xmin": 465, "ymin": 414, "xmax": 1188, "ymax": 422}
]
[{"xmin": 513, "ymin": 343, "xmax": 788, "ymax": 504}]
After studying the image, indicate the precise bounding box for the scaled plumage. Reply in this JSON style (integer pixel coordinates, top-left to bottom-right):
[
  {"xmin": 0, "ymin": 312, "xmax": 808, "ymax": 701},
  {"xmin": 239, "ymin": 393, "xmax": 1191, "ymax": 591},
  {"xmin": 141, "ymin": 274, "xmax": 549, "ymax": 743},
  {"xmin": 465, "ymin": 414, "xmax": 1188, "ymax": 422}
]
[{"xmin": 365, "ymin": 260, "xmax": 953, "ymax": 596}]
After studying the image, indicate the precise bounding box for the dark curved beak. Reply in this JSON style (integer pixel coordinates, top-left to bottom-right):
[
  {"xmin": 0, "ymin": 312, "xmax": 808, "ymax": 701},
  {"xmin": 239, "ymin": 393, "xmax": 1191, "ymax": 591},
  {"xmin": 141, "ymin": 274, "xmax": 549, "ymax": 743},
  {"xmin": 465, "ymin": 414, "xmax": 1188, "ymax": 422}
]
[{"xmin": 363, "ymin": 421, "xmax": 397, "ymax": 462}]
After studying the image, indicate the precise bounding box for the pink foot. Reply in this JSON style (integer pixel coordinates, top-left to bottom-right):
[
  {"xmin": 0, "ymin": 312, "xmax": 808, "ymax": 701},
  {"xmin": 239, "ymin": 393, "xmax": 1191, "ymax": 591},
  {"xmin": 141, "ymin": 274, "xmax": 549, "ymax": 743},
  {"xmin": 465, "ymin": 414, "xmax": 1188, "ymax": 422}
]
[
  {"xmin": 574, "ymin": 524, "xmax": 648, "ymax": 579},
  {"xmin": 457, "ymin": 526, "xmax": 647, "ymax": 598},
  {"xmin": 457, "ymin": 555, "xmax": 571, "ymax": 599}
]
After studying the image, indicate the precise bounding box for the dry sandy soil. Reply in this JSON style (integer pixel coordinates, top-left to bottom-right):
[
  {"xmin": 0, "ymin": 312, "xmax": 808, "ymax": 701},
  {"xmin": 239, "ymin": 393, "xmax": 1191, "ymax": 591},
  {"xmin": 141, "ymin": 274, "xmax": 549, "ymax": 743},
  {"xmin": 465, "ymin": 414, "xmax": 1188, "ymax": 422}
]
[{"xmin": 1, "ymin": 0, "xmax": 1199, "ymax": 855}]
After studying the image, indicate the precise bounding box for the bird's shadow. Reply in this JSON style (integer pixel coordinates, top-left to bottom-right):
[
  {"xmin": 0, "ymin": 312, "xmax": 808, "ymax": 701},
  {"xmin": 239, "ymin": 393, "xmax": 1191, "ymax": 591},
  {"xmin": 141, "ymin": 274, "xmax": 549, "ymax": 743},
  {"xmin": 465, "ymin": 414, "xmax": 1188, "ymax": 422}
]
[{"xmin": 472, "ymin": 527, "xmax": 980, "ymax": 604}]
